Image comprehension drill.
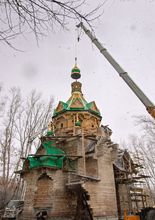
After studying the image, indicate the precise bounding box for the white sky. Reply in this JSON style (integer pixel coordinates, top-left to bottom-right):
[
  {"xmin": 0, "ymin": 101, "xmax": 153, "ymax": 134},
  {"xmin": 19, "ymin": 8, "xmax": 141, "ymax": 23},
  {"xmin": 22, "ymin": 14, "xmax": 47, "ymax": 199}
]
[{"xmin": 0, "ymin": 0, "xmax": 155, "ymax": 144}]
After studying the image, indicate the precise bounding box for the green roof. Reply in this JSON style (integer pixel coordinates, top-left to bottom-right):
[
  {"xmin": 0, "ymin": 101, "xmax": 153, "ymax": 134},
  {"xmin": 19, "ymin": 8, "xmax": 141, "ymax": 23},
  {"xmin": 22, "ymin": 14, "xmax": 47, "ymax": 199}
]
[
  {"xmin": 27, "ymin": 140, "xmax": 66, "ymax": 169},
  {"xmin": 53, "ymin": 81, "xmax": 101, "ymax": 118},
  {"xmin": 53, "ymin": 98, "xmax": 101, "ymax": 118}
]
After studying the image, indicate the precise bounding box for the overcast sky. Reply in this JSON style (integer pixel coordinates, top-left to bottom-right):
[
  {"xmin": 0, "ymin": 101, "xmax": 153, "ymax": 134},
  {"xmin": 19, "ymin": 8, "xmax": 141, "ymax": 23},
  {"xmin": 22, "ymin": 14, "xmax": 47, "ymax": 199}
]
[{"xmin": 0, "ymin": 0, "xmax": 155, "ymax": 144}]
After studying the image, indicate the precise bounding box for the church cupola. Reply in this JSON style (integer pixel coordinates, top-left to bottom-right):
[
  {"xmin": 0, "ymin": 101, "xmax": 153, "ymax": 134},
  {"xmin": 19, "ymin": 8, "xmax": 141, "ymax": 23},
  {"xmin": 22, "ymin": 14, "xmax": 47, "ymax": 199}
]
[
  {"xmin": 71, "ymin": 64, "xmax": 81, "ymax": 80},
  {"xmin": 51, "ymin": 62, "xmax": 102, "ymax": 136}
]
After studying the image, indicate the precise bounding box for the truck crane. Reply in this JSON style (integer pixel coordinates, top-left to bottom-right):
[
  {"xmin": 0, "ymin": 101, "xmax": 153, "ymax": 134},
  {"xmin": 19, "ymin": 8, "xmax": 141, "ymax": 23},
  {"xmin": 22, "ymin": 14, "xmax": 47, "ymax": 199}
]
[
  {"xmin": 77, "ymin": 22, "xmax": 155, "ymax": 120},
  {"xmin": 77, "ymin": 22, "xmax": 155, "ymax": 220}
]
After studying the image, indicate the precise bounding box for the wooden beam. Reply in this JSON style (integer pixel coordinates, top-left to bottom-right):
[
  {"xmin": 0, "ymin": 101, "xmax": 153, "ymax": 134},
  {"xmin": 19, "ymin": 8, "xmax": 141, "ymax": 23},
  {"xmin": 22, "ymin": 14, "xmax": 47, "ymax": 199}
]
[
  {"xmin": 70, "ymin": 173, "xmax": 100, "ymax": 181},
  {"xmin": 66, "ymin": 181, "xmax": 84, "ymax": 186},
  {"xmin": 28, "ymin": 154, "xmax": 83, "ymax": 158}
]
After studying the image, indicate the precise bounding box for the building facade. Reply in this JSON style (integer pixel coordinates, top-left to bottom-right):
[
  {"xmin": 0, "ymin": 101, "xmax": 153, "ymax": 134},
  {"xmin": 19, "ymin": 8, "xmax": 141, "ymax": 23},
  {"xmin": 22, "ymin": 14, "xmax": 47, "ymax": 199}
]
[{"xmin": 20, "ymin": 64, "xmax": 122, "ymax": 220}]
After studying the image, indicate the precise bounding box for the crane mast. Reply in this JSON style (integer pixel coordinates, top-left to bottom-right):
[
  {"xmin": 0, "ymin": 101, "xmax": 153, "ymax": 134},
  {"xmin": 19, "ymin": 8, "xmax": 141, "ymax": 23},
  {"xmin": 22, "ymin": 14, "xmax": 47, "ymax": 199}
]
[{"xmin": 77, "ymin": 22, "xmax": 155, "ymax": 119}]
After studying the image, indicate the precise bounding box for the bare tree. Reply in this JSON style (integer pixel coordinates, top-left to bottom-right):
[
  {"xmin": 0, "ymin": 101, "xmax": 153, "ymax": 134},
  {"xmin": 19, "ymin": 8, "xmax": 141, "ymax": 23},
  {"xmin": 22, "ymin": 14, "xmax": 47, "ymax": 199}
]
[
  {"xmin": 0, "ymin": 87, "xmax": 54, "ymax": 209},
  {"xmin": 0, "ymin": 0, "xmax": 103, "ymax": 48},
  {"xmin": 0, "ymin": 85, "xmax": 6, "ymax": 115},
  {"xmin": 0, "ymin": 88, "xmax": 21, "ymax": 208},
  {"xmin": 135, "ymin": 116, "xmax": 155, "ymax": 193},
  {"xmin": 130, "ymin": 136, "xmax": 155, "ymax": 186},
  {"xmin": 136, "ymin": 115, "xmax": 155, "ymax": 146},
  {"xmin": 14, "ymin": 89, "xmax": 53, "ymax": 167},
  {"xmin": 122, "ymin": 114, "xmax": 155, "ymax": 203}
]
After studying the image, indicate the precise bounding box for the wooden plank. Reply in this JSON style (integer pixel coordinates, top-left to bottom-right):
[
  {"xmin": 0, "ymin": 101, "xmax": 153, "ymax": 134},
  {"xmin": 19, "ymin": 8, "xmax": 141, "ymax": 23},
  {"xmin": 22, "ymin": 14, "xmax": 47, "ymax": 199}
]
[
  {"xmin": 70, "ymin": 173, "xmax": 100, "ymax": 181},
  {"xmin": 28, "ymin": 154, "xmax": 83, "ymax": 158}
]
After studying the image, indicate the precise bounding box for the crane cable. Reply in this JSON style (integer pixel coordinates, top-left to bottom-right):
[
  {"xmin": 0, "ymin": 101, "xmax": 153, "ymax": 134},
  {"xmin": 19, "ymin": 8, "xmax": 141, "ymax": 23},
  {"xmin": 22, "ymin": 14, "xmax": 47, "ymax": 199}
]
[{"xmin": 74, "ymin": 24, "xmax": 83, "ymax": 65}]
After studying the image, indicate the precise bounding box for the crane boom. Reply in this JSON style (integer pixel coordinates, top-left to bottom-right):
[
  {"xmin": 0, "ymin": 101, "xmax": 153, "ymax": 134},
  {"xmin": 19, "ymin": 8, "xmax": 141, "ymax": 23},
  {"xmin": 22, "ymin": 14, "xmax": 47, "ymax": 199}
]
[{"xmin": 77, "ymin": 22, "xmax": 155, "ymax": 119}]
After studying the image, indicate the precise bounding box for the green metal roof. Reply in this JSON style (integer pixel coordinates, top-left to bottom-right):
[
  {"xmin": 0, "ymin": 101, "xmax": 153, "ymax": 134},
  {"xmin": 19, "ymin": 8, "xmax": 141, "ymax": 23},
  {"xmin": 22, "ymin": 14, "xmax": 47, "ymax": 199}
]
[{"xmin": 53, "ymin": 88, "xmax": 101, "ymax": 118}]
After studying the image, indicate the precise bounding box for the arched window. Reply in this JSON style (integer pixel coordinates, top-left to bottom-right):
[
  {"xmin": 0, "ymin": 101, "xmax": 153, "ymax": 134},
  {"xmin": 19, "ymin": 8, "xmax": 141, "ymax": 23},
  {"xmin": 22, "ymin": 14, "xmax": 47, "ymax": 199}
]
[{"xmin": 34, "ymin": 173, "xmax": 53, "ymax": 208}]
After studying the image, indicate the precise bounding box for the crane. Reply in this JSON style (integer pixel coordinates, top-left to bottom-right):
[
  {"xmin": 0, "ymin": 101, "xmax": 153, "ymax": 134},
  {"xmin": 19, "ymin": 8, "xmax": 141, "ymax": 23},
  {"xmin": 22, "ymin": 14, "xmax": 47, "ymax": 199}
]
[{"xmin": 77, "ymin": 22, "xmax": 155, "ymax": 120}]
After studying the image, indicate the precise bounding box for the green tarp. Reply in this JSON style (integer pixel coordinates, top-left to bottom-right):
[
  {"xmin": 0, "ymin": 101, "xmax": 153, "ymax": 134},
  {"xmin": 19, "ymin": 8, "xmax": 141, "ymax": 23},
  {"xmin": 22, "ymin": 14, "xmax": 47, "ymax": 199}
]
[{"xmin": 27, "ymin": 140, "xmax": 66, "ymax": 170}]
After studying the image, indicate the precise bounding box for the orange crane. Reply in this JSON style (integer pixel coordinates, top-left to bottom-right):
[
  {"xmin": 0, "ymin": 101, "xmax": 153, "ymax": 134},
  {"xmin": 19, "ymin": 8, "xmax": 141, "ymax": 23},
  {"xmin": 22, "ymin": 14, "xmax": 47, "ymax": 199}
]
[{"xmin": 77, "ymin": 22, "xmax": 155, "ymax": 120}]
